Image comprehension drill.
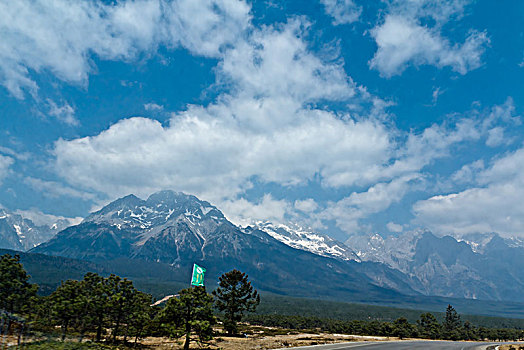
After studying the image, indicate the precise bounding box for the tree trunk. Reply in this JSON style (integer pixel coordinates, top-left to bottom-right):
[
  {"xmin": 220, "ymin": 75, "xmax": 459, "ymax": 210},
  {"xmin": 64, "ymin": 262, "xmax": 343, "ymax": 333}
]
[
  {"xmin": 96, "ymin": 314, "xmax": 103, "ymax": 342},
  {"xmin": 61, "ymin": 320, "xmax": 69, "ymax": 342},
  {"xmin": 112, "ymin": 310, "xmax": 122, "ymax": 343},
  {"xmin": 184, "ymin": 332, "xmax": 190, "ymax": 350},
  {"xmin": 124, "ymin": 323, "xmax": 129, "ymax": 343},
  {"xmin": 184, "ymin": 306, "xmax": 191, "ymax": 350}
]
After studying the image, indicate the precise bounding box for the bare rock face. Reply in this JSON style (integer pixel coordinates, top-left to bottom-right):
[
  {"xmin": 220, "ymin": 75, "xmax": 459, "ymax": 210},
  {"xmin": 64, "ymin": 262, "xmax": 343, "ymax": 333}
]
[{"xmin": 345, "ymin": 230, "xmax": 524, "ymax": 302}]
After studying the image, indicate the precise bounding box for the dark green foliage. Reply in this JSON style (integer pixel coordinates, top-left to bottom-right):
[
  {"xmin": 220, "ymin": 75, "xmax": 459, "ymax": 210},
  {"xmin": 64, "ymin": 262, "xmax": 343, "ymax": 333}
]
[
  {"xmin": 49, "ymin": 280, "xmax": 85, "ymax": 341},
  {"xmin": 246, "ymin": 305, "xmax": 524, "ymax": 342},
  {"xmin": 0, "ymin": 254, "xmax": 38, "ymax": 314},
  {"xmin": 443, "ymin": 304, "xmax": 462, "ymax": 340},
  {"xmin": 254, "ymin": 293, "xmax": 524, "ymax": 329},
  {"xmin": 392, "ymin": 317, "xmax": 415, "ymax": 339},
  {"xmin": 42, "ymin": 272, "xmax": 152, "ymax": 344},
  {"xmin": 417, "ymin": 312, "xmax": 441, "ymax": 339},
  {"xmin": 160, "ymin": 286, "xmax": 215, "ymax": 350},
  {"xmin": 213, "ymin": 269, "xmax": 260, "ymax": 335}
]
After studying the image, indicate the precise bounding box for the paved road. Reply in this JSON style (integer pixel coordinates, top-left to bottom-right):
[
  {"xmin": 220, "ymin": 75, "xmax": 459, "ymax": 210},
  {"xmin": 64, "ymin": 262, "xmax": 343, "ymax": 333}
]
[{"xmin": 278, "ymin": 340, "xmax": 501, "ymax": 350}]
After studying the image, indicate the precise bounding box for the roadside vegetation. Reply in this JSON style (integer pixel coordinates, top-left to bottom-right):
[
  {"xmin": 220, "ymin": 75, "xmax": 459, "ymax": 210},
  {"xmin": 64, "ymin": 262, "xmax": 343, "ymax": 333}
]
[{"xmin": 1, "ymin": 253, "xmax": 523, "ymax": 349}]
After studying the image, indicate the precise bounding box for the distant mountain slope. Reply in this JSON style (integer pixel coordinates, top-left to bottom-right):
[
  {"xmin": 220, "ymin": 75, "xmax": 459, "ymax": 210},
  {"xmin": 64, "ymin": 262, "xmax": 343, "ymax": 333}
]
[
  {"xmin": 0, "ymin": 208, "xmax": 63, "ymax": 250},
  {"xmin": 346, "ymin": 230, "xmax": 524, "ymax": 302}
]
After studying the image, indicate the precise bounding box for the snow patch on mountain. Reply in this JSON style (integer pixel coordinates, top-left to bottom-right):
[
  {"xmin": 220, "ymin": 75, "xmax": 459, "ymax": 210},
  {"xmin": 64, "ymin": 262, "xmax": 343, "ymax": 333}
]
[{"xmin": 252, "ymin": 221, "xmax": 361, "ymax": 262}]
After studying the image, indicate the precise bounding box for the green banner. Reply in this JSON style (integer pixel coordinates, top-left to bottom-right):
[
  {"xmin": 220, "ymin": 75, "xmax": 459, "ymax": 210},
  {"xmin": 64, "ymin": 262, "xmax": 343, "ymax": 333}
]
[{"xmin": 191, "ymin": 264, "xmax": 206, "ymax": 287}]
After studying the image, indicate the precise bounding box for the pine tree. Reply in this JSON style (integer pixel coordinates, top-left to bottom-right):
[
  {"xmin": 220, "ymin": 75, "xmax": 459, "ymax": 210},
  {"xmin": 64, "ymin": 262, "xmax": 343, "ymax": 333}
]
[
  {"xmin": 82, "ymin": 272, "xmax": 110, "ymax": 342},
  {"xmin": 417, "ymin": 312, "xmax": 441, "ymax": 339},
  {"xmin": 49, "ymin": 280, "xmax": 84, "ymax": 341},
  {"xmin": 160, "ymin": 286, "xmax": 215, "ymax": 350},
  {"xmin": 0, "ymin": 254, "xmax": 38, "ymax": 315},
  {"xmin": 392, "ymin": 317, "xmax": 413, "ymax": 339},
  {"xmin": 443, "ymin": 304, "xmax": 462, "ymax": 340},
  {"xmin": 212, "ymin": 269, "xmax": 260, "ymax": 335}
]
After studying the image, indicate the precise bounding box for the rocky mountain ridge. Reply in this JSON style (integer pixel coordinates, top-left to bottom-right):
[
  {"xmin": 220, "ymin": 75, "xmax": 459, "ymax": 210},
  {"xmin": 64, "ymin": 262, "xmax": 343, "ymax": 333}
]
[
  {"xmin": 7, "ymin": 189, "xmax": 524, "ymax": 303},
  {"xmin": 0, "ymin": 208, "xmax": 65, "ymax": 250},
  {"xmin": 346, "ymin": 230, "xmax": 524, "ymax": 301}
]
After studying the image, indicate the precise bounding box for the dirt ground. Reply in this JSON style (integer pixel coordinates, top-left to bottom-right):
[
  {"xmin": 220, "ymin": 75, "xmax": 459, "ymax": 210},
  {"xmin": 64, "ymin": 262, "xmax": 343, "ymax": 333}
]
[
  {"xmin": 499, "ymin": 345, "xmax": 524, "ymax": 350},
  {"xmin": 141, "ymin": 332, "xmax": 391, "ymax": 349}
]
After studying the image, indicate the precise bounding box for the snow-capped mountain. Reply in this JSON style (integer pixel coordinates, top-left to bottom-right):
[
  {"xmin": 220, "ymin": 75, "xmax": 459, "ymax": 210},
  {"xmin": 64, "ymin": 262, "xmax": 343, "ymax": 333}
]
[
  {"xmin": 249, "ymin": 221, "xmax": 360, "ymax": 262},
  {"xmin": 32, "ymin": 190, "xmax": 418, "ymax": 302},
  {"xmin": 345, "ymin": 230, "xmax": 524, "ymax": 302},
  {"xmin": 84, "ymin": 191, "xmax": 226, "ymax": 231},
  {"xmin": 0, "ymin": 208, "xmax": 62, "ymax": 250},
  {"xmin": 30, "ymin": 190, "xmax": 524, "ymax": 303}
]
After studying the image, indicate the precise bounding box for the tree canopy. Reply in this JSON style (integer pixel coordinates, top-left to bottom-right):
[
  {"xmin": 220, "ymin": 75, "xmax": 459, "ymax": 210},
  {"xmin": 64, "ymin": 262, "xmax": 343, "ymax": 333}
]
[{"xmin": 212, "ymin": 269, "xmax": 260, "ymax": 335}]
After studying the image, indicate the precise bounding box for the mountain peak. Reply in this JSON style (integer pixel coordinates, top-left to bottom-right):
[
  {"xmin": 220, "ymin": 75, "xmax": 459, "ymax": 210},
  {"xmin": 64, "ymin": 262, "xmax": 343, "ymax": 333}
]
[{"xmin": 84, "ymin": 190, "xmax": 225, "ymax": 230}]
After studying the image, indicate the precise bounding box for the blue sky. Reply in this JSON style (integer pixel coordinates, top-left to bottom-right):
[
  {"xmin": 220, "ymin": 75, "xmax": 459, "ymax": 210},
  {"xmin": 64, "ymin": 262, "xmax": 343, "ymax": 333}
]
[{"xmin": 1, "ymin": 0, "xmax": 524, "ymax": 241}]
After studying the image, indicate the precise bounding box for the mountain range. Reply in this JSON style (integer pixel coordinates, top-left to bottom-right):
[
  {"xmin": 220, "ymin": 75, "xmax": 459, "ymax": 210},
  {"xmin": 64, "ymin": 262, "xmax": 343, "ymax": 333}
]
[
  {"xmin": 2, "ymin": 190, "xmax": 523, "ymax": 306},
  {"xmin": 0, "ymin": 208, "xmax": 68, "ymax": 251}
]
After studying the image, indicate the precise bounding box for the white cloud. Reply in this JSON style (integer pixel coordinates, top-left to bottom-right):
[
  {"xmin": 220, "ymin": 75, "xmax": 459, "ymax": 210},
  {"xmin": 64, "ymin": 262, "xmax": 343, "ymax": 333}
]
[
  {"xmin": 320, "ymin": 0, "xmax": 362, "ymax": 25},
  {"xmin": 14, "ymin": 208, "xmax": 82, "ymax": 228},
  {"xmin": 369, "ymin": 0, "xmax": 489, "ymax": 77},
  {"xmin": 144, "ymin": 103, "xmax": 164, "ymax": 111},
  {"xmin": 0, "ymin": 0, "xmax": 250, "ymax": 98},
  {"xmin": 218, "ymin": 19, "xmax": 354, "ymax": 105},
  {"xmin": 319, "ymin": 174, "xmax": 422, "ymax": 233},
  {"xmin": 413, "ymin": 147, "xmax": 524, "ymax": 237},
  {"xmin": 221, "ymin": 194, "xmax": 293, "ymax": 226},
  {"xmin": 0, "ymin": 154, "xmax": 14, "ymax": 184},
  {"xmin": 370, "ymin": 15, "xmax": 488, "ymax": 77},
  {"xmin": 294, "ymin": 198, "xmax": 319, "ymax": 213},
  {"xmin": 47, "ymin": 99, "xmax": 78, "ymax": 125},
  {"xmin": 52, "ymin": 20, "xmax": 391, "ymax": 206},
  {"xmin": 451, "ymin": 159, "xmax": 484, "ymax": 184},
  {"xmin": 387, "ymin": 222, "xmax": 403, "ymax": 233},
  {"xmin": 0, "ymin": 146, "xmax": 30, "ymax": 161}
]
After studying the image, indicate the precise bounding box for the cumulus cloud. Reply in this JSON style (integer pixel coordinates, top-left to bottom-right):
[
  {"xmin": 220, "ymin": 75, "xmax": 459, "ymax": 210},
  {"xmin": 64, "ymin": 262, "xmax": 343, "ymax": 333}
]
[
  {"xmin": 48, "ymin": 10, "xmax": 518, "ymax": 234},
  {"xmin": 413, "ymin": 147, "xmax": 524, "ymax": 236},
  {"xmin": 221, "ymin": 194, "xmax": 294, "ymax": 226},
  {"xmin": 319, "ymin": 174, "xmax": 422, "ymax": 233},
  {"xmin": 35, "ymin": 2, "xmax": 516, "ymax": 237},
  {"xmin": 320, "ymin": 0, "xmax": 362, "ymax": 25},
  {"xmin": 0, "ymin": 0, "xmax": 250, "ymax": 98},
  {"xmin": 369, "ymin": 0, "xmax": 489, "ymax": 77},
  {"xmin": 52, "ymin": 20, "xmax": 391, "ymax": 206}
]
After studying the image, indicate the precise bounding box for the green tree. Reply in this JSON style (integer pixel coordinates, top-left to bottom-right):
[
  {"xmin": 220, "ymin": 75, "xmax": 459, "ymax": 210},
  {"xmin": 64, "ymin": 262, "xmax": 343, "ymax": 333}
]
[
  {"xmin": 160, "ymin": 286, "xmax": 215, "ymax": 350},
  {"xmin": 49, "ymin": 280, "xmax": 85, "ymax": 341},
  {"xmin": 81, "ymin": 272, "xmax": 110, "ymax": 342},
  {"xmin": 417, "ymin": 312, "xmax": 441, "ymax": 339},
  {"xmin": 106, "ymin": 275, "xmax": 138, "ymax": 343},
  {"xmin": 212, "ymin": 269, "xmax": 260, "ymax": 335},
  {"xmin": 0, "ymin": 254, "xmax": 38, "ymax": 315},
  {"xmin": 126, "ymin": 291, "xmax": 153, "ymax": 344},
  {"xmin": 443, "ymin": 304, "xmax": 462, "ymax": 340},
  {"xmin": 392, "ymin": 317, "xmax": 414, "ymax": 339}
]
